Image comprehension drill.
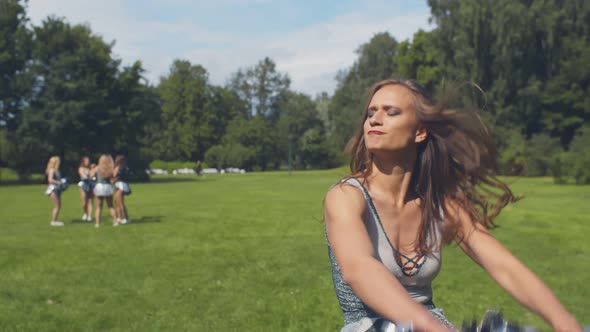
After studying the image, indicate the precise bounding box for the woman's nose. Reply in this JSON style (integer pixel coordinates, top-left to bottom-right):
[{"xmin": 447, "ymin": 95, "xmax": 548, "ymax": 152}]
[{"xmin": 369, "ymin": 111, "xmax": 383, "ymax": 126}]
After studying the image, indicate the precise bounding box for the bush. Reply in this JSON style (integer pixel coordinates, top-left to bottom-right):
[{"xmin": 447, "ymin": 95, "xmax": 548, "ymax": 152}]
[
  {"xmin": 564, "ymin": 125, "xmax": 590, "ymax": 184},
  {"xmin": 298, "ymin": 128, "xmax": 340, "ymax": 169},
  {"xmin": 224, "ymin": 144, "xmax": 256, "ymax": 170},
  {"xmin": 551, "ymin": 152, "xmax": 569, "ymax": 184},
  {"xmin": 204, "ymin": 146, "xmax": 225, "ymax": 170},
  {"xmin": 496, "ymin": 127, "xmax": 527, "ymax": 175},
  {"xmin": 523, "ymin": 133, "xmax": 563, "ymax": 177},
  {"xmin": 204, "ymin": 144, "xmax": 256, "ymax": 170}
]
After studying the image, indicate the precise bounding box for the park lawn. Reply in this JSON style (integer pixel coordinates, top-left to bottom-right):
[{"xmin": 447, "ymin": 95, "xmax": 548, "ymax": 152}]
[{"xmin": 0, "ymin": 170, "xmax": 588, "ymax": 331}]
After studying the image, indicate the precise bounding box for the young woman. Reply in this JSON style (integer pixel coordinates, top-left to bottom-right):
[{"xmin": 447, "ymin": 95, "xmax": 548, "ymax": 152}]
[
  {"xmin": 324, "ymin": 80, "xmax": 581, "ymax": 332},
  {"xmin": 113, "ymin": 155, "xmax": 131, "ymax": 224},
  {"xmin": 91, "ymin": 154, "xmax": 118, "ymax": 227},
  {"xmin": 44, "ymin": 156, "xmax": 65, "ymax": 226},
  {"xmin": 77, "ymin": 156, "xmax": 94, "ymax": 222}
]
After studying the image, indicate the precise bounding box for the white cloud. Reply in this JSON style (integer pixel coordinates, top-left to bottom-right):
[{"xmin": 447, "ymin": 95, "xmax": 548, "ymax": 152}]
[
  {"xmin": 178, "ymin": 8, "xmax": 432, "ymax": 94},
  {"xmin": 26, "ymin": 0, "xmax": 432, "ymax": 94},
  {"xmin": 267, "ymin": 11, "xmax": 432, "ymax": 94}
]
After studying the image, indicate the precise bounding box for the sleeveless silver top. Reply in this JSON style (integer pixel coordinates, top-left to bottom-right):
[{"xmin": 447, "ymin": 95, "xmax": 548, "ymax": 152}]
[{"xmin": 326, "ymin": 177, "xmax": 443, "ymax": 329}]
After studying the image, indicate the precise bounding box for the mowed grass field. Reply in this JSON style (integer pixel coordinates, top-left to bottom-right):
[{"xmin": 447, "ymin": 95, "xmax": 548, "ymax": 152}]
[{"xmin": 0, "ymin": 169, "xmax": 588, "ymax": 331}]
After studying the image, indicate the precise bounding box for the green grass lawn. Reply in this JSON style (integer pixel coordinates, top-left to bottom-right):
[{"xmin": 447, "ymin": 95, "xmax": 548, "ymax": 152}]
[{"xmin": 0, "ymin": 170, "xmax": 588, "ymax": 331}]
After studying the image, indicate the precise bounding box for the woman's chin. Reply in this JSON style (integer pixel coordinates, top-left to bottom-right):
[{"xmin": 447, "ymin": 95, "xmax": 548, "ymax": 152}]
[
  {"xmin": 367, "ymin": 147, "xmax": 410, "ymax": 160},
  {"xmin": 367, "ymin": 147, "xmax": 394, "ymax": 156}
]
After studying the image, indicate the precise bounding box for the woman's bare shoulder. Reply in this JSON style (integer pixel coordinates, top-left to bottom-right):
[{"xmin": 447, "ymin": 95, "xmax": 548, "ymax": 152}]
[{"xmin": 324, "ymin": 180, "xmax": 367, "ymax": 221}]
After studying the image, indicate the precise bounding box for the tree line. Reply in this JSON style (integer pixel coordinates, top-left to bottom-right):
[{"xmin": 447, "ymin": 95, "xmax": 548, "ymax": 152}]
[{"xmin": 1, "ymin": 0, "xmax": 589, "ymax": 183}]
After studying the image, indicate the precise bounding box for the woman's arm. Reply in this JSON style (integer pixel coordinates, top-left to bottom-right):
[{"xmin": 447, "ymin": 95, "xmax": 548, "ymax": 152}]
[
  {"xmin": 47, "ymin": 169, "xmax": 58, "ymax": 184},
  {"xmin": 448, "ymin": 202, "xmax": 581, "ymax": 332},
  {"xmin": 112, "ymin": 166, "xmax": 119, "ymax": 183},
  {"xmin": 325, "ymin": 185, "xmax": 453, "ymax": 332},
  {"xmin": 89, "ymin": 167, "xmax": 97, "ymax": 178},
  {"xmin": 78, "ymin": 167, "xmax": 86, "ymax": 179}
]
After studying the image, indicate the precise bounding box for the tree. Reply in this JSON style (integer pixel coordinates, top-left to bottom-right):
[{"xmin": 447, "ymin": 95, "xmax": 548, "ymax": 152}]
[
  {"xmin": 110, "ymin": 61, "xmax": 160, "ymax": 179},
  {"xmin": 564, "ymin": 125, "xmax": 590, "ymax": 184},
  {"xmin": 0, "ymin": 0, "xmax": 32, "ymax": 132},
  {"xmin": 220, "ymin": 116, "xmax": 276, "ymax": 170},
  {"xmin": 227, "ymin": 57, "xmax": 290, "ymax": 118},
  {"xmin": 20, "ymin": 16, "xmax": 122, "ymax": 176},
  {"xmin": 205, "ymin": 116, "xmax": 270, "ymax": 171},
  {"xmin": 2, "ymin": 13, "xmax": 157, "ymax": 179},
  {"xmin": 275, "ymin": 90, "xmax": 334, "ymax": 169},
  {"xmin": 394, "ymin": 30, "xmax": 442, "ymax": 93},
  {"xmin": 0, "ymin": 0, "xmax": 33, "ymax": 174},
  {"xmin": 315, "ymin": 92, "xmax": 332, "ymax": 137},
  {"xmin": 205, "ymin": 85, "xmax": 248, "ymax": 144},
  {"xmin": 427, "ymin": 0, "xmax": 590, "ymax": 145},
  {"xmin": 328, "ymin": 32, "xmax": 399, "ymax": 150},
  {"xmin": 158, "ymin": 59, "xmax": 210, "ymax": 161}
]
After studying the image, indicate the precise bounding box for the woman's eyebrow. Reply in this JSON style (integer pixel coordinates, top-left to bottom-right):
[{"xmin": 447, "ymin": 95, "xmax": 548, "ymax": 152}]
[
  {"xmin": 382, "ymin": 104, "xmax": 401, "ymax": 111},
  {"xmin": 367, "ymin": 104, "xmax": 403, "ymax": 112}
]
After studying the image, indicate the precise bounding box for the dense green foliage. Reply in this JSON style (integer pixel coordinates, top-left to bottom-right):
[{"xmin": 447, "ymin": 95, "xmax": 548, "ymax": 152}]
[
  {"xmin": 0, "ymin": 171, "xmax": 588, "ymax": 331},
  {"xmin": 330, "ymin": 0, "xmax": 590, "ymax": 182},
  {"xmin": 1, "ymin": 0, "xmax": 588, "ymax": 183}
]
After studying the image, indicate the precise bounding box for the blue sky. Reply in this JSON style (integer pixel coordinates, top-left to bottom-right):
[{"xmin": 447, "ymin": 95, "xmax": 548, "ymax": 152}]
[{"xmin": 27, "ymin": 0, "xmax": 433, "ymax": 95}]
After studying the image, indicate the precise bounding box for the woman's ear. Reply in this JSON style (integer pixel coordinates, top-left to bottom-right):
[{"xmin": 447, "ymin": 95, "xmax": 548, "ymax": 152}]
[{"xmin": 415, "ymin": 126, "xmax": 428, "ymax": 143}]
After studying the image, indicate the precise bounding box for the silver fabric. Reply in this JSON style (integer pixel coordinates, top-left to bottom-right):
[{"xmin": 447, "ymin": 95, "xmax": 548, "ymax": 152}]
[
  {"xmin": 326, "ymin": 177, "xmax": 455, "ymax": 332},
  {"xmin": 114, "ymin": 181, "xmax": 131, "ymax": 195},
  {"xmin": 93, "ymin": 183, "xmax": 114, "ymax": 196},
  {"xmin": 94, "ymin": 172, "xmax": 114, "ymax": 197},
  {"xmin": 340, "ymin": 307, "xmax": 456, "ymax": 332}
]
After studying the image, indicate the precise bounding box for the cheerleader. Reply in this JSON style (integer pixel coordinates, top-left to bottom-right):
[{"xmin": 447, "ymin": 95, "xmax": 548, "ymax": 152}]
[
  {"xmin": 113, "ymin": 155, "xmax": 131, "ymax": 224},
  {"xmin": 91, "ymin": 154, "xmax": 118, "ymax": 227},
  {"xmin": 77, "ymin": 156, "xmax": 94, "ymax": 222},
  {"xmin": 44, "ymin": 156, "xmax": 65, "ymax": 226}
]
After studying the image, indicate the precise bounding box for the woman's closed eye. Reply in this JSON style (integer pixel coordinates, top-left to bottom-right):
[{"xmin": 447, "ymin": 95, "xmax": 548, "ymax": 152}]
[{"xmin": 367, "ymin": 107, "xmax": 400, "ymax": 118}]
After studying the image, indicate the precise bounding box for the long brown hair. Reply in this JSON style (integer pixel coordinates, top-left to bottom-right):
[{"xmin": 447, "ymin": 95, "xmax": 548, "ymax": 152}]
[
  {"xmin": 347, "ymin": 79, "xmax": 519, "ymax": 253},
  {"xmin": 114, "ymin": 155, "xmax": 127, "ymax": 167},
  {"xmin": 79, "ymin": 156, "xmax": 89, "ymax": 168}
]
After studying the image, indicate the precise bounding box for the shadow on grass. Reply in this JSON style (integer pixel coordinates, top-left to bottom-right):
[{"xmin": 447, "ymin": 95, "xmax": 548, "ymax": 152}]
[
  {"xmin": 69, "ymin": 219, "xmax": 93, "ymax": 224},
  {"xmin": 129, "ymin": 215, "xmax": 163, "ymax": 224},
  {"xmin": 148, "ymin": 176, "xmax": 216, "ymax": 184},
  {"xmin": 68, "ymin": 215, "xmax": 163, "ymax": 225},
  {"xmin": 0, "ymin": 175, "xmax": 217, "ymax": 186},
  {"xmin": 148, "ymin": 177, "xmax": 196, "ymax": 183}
]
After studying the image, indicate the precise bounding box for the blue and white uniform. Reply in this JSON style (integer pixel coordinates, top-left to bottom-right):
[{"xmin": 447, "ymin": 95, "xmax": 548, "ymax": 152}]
[
  {"xmin": 93, "ymin": 172, "xmax": 114, "ymax": 197},
  {"xmin": 44, "ymin": 170, "xmax": 64, "ymax": 196},
  {"xmin": 114, "ymin": 166, "xmax": 131, "ymax": 195},
  {"xmin": 77, "ymin": 167, "xmax": 93, "ymax": 193}
]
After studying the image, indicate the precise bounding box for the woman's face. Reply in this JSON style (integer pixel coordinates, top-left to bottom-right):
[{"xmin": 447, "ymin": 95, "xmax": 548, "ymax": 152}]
[
  {"xmin": 83, "ymin": 157, "xmax": 89, "ymax": 167},
  {"xmin": 363, "ymin": 84, "xmax": 425, "ymax": 155}
]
